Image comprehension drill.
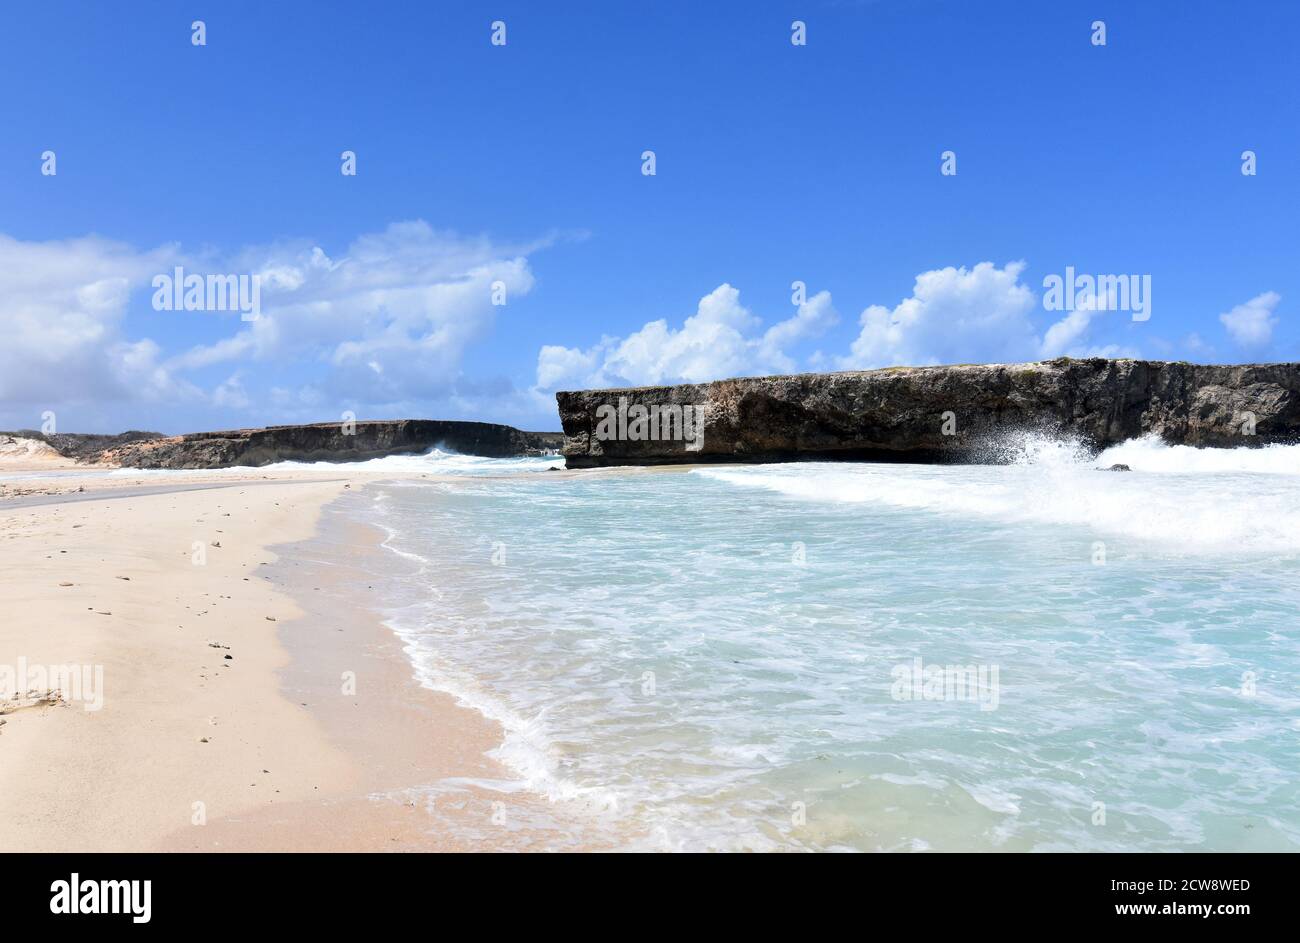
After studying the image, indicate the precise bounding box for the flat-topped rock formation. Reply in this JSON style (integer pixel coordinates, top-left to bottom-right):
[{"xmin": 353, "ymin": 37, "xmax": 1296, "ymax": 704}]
[
  {"xmin": 556, "ymin": 358, "xmax": 1300, "ymax": 468},
  {"xmin": 10, "ymin": 421, "xmax": 563, "ymax": 469}
]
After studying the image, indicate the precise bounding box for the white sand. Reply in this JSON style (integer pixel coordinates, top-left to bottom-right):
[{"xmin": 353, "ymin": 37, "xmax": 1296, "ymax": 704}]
[{"xmin": 0, "ymin": 460, "xmax": 608, "ymax": 851}]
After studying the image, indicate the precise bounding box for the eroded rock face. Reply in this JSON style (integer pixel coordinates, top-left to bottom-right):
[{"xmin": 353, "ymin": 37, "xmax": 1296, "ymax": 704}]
[
  {"xmin": 24, "ymin": 421, "xmax": 562, "ymax": 469},
  {"xmin": 1, "ymin": 430, "xmax": 164, "ymax": 462},
  {"xmin": 556, "ymin": 359, "xmax": 1300, "ymax": 468}
]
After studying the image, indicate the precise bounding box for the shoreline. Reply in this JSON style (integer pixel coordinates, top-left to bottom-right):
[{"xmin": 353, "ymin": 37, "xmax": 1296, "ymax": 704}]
[
  {"xmin": 0, "ymin": 469, "xmax": 598, "ymax": 851},
  {"xmin": 164, "ymin": 486, "xmax": 601, "ymax": 851},
  {"xmin": 5, "ymin": 451, "xmax": 1299, "ymax": 851}
]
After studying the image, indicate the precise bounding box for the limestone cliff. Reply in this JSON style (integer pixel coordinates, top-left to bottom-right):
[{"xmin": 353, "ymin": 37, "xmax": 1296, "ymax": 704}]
[
  {"xmin": 556, "ymin": 359, "xmax": 1299, "ymax": 467},
  {"xmin": 13, "ymin": 421, "xmax": 562, "ymax": 469}
]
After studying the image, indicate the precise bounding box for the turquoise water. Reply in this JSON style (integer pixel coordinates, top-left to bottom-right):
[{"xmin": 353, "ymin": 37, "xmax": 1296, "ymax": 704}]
[{"xmin": 349, "ymin": 436, "xmax": 1300, "ymax": 851}]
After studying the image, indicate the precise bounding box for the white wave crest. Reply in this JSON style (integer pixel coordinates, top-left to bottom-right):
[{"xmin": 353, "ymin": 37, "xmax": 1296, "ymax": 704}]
[
  {"xmin": 693, "ymin": 433, "xmax": 1300, "ymax": 555},
  {"xmin": 107, "ymin": 446, "xmax": 559, "ymax": 477},
  {"xmin": 1097, "ymin": 434, "xmax": 1300, "ymax": 474}
]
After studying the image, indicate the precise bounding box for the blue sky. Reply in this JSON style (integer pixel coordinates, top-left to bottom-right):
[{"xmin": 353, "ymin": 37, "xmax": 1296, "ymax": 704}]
[{"xmin": 1, "ymin": 0, "xmax": 1296, "ymax": 434}]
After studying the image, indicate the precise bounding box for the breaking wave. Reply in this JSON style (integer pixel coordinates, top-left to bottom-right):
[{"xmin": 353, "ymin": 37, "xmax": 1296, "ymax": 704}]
[{"xmin": 693, "ymin": 433, "xmax": 1300, "ymax": 555}]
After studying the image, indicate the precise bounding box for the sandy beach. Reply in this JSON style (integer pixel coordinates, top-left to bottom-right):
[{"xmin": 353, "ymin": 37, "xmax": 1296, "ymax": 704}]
[{"xmin": 0, "ymin": 454, "xmax": 592, "ymax": 852}]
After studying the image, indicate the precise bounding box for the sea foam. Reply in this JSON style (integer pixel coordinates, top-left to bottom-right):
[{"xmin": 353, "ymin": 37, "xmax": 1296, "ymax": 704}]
[
  {"xmin": 693, "ymin": 433, "xmax": 1300, "ymax": 556},
  {"xmin": 345, "ymin": 434, "xmax": 1300, "ymax": 851}
]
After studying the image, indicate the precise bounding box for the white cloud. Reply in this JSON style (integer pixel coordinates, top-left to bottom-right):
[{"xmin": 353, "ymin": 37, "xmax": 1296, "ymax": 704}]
[
  {"xmin": 1219, "ymin": 291, "xmax": 1280, "ymax": 347},
  {"xmin": 535, "ymin": 284, "xmax": 838, "ymax": 391},
  {"xmin": 535, "ymin": 344, "xmax": 600, "ymax": 390},
  {"xmin": 171, "ymin": 222, "xmax": 542, "ymax": 403},
  {"xmin": 0, "ymin": 234, "xmax": 189, "ymax": 411},
  {"xmin": 1039, "ymin": 307, "xmax": 1094, "ymax": 357},
  {"xmin": 837, "ymin": 261, "xmax": 1140, "ymax": 368},
  {"xmin": 536, "ymin": 263, "xmax": 1153, "ymax": 397},
  {"xmin": 838, "ymin": 262, "xmax": 1041, "ymax": 368},
  {"xmin": 0, "ymin": 222, "xmax": 552, "ymax": 429},
  {"xmin": 1038, "ymin": 281, "xmax": 1142, "ymax": 359},
  {"xmin": 212, "ymin": 373, "xmax": 251, "ymax": 410},
  {"xmin": 757, "ymin": 291, "xmax": 840, "ymax": 372}
]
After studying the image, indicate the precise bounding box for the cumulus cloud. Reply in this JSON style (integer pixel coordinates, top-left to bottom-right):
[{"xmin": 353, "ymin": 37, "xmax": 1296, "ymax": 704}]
[
  {"xmin": 536, "ymin": 263, "xmax": 1153, "ymax": 399},
  {"xmin": 1037, "ymin": 280, "xmax": 1142, "ymax": 359},
  {"xmin": 837, "ymin": 261, "xmax": 1139, "ymax": 369},
  {"xmin": 170, "ymin": 221, "xmax": 542, "ymax": 404},
  {"xmin": 1219, "ymin": 291, "xmax": 1280, "ymax": 348},
  {"xmin": 0, "ymin": 222, "xmax": 550, "ymax": 429},
  {"xmin": 838, "ymin": 262, "xmax": 1041, "ymax": 368},
  {"xmin": 535, "ymin": 284, "xmax": 838, "ymax": 391},
  {"xmin": 0, "ymin": 233, "xmax": 188, "ymax": 410}
]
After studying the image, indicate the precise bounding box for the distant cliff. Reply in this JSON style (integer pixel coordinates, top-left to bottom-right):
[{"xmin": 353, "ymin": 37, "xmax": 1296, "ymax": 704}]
[
  {"xmin": 556, "ymin": 359, "xmax": 1300, "ymax": 468},
  {"xmin": 14, "ymin": 421, "xmax": 562, "ymax": 469}
]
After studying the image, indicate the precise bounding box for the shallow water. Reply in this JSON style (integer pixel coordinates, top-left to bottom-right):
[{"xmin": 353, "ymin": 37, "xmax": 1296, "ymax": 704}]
[{"xmin": 346, "ymin": 435, "xmax": 1300, "ymax": 851}]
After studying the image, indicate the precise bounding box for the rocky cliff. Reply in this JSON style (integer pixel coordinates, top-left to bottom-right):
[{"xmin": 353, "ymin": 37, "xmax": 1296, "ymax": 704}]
[
  {"xmin": 16, "ymin": 421, "xmax": 562, "ymax": 469},
  {"xmin": 556, "ymin": 359, "xmax": 1300, "ymax": 468}
]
